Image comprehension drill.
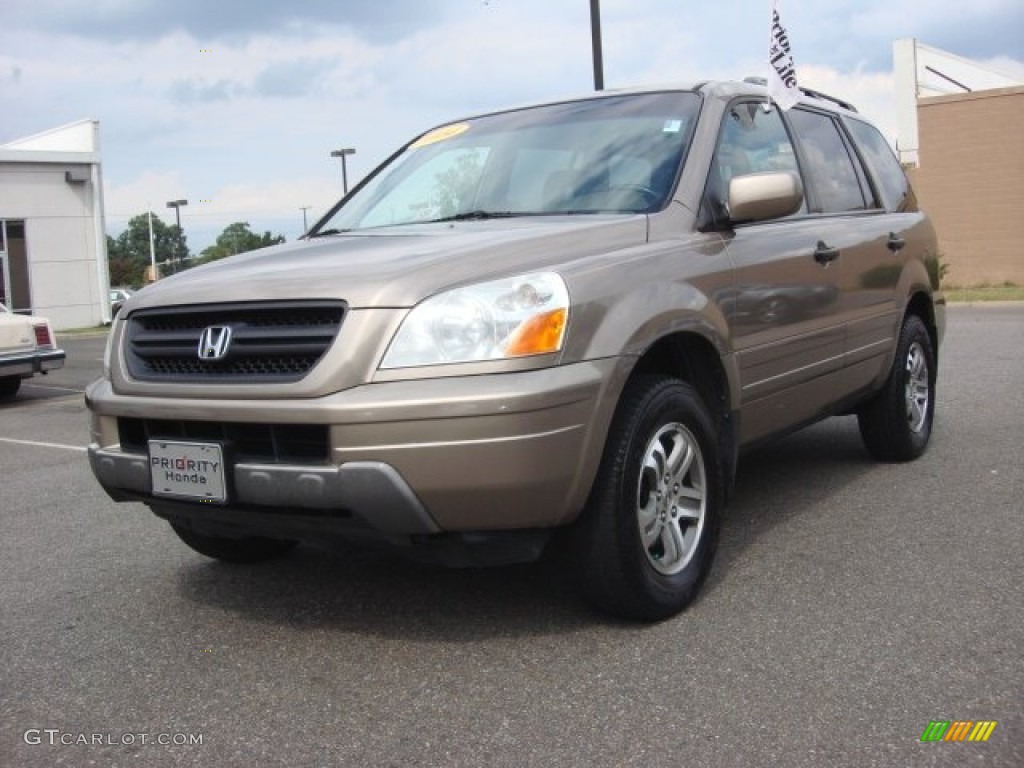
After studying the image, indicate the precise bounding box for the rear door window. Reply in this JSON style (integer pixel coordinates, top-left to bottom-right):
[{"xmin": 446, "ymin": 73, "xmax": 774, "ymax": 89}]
[{"xmin": 787, "ymin": 109, "xmax": 870, "ymax": 213}]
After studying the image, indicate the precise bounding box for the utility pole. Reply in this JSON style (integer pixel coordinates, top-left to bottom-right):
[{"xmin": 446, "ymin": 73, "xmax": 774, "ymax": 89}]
[
  {"xmin": 590, "ymin": 0, "xmax": 604, "ymax": 91},
  {"xmin": 300, "ymin": 206, "xmax": 311, "ymax": 231}
]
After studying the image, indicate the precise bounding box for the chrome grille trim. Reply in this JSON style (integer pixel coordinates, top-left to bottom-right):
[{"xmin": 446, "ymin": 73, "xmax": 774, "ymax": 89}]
[{"xmin": 124, "ymin": 301, "xmax": 346, "ymax": 382}]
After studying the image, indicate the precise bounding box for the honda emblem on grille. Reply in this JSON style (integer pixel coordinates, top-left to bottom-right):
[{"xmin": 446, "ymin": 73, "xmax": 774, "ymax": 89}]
[{"xmin": 198, "ymin": 326, "xmax": 233, "ymax": 361}]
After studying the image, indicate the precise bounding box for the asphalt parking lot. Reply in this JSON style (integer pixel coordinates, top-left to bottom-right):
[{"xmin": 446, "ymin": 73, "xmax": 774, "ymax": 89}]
[{"xmin": 1, "ymin": 304, "xmax": 1021, "ymax": 767}]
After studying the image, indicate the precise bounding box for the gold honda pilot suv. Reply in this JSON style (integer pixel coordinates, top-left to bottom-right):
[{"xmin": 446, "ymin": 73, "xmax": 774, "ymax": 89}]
[{"xmin": 87, "ymin": 80, "xmax": 944, "ymax": 620}]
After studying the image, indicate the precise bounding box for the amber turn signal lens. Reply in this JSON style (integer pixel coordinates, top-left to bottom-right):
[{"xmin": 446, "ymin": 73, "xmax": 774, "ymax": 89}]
[{"xmin": 504, "ymin": 308, "xmax": 567, "ymax": 357}]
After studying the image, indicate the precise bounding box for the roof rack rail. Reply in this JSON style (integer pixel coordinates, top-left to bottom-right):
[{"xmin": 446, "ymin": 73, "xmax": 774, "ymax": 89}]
[
  {"xmin": 798, "ymin": 86, "xmax": 858, "ymax": 113},
  {"xmin": 741, "ymin": 77, "xmax": 858, "ymax": 113}
]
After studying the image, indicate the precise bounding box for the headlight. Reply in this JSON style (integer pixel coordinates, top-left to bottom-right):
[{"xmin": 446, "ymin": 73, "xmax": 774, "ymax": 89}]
[{"xmin": 380, "ymin": 272, "xmax": 569, "ymax": 369}]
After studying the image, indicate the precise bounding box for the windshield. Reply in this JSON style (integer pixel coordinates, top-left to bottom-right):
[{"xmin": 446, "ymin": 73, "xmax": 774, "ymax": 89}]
[{"xmin": 313, "ymin": 92, "xmax": 700, "ymax": 233}]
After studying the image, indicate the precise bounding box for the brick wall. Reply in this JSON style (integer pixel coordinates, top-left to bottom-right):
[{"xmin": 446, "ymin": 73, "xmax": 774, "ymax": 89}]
[{"xmin": 907, "ymin": 86, "xmax": 1024, "ymax": 287}]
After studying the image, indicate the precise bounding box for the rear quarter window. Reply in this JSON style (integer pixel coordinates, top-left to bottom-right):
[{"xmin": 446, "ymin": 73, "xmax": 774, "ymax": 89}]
[{"xmin": 845, "ymin": 118, "xmax": 911, "ymax": 212}]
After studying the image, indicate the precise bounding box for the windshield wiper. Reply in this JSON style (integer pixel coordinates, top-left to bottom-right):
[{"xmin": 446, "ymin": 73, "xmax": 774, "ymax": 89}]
[
  {"xmin": 307, "ymin": 228, "xmax": 350, "ymax": 238},
  {"xmin": 424, "ymin": 210, "xmax": 523, "ymax": 223}
]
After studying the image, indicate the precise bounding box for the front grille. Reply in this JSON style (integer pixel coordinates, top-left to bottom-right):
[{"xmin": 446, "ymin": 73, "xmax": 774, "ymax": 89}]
[
  {"xmin": 125, "ymin": 301, "xmax": 346, "ymax": 382},
  {"xmin": 118, "ymin": 418, "xmax": 330, "ymax": 463}
]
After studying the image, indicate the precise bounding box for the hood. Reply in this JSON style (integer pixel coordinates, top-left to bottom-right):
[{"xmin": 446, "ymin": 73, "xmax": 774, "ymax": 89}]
[{"xmin": 128, "ymin": 216, "xmax": 648, "ymax": 311}]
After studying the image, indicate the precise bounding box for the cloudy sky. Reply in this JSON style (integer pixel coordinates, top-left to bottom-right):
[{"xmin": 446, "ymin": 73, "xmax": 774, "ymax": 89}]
[{"xmin": 2, "ymin": 0, "xmax": 1022, "ymax": 251}]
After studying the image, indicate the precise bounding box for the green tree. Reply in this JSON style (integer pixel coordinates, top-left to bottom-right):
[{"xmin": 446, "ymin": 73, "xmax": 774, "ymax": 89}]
[
  {"xmin": 433, "ymin": 149, "xmax": 484, "ymax": 218},
  {"xmin": 106, "ymin": 235, "xmax": 140, "ymax": 287},
  {"xmin": 197, "ymin": 222, "xmax": 285, "ymax": 265},
  {"xmin": 106, "ymin": 213, "xmax": 187, "ymax": 284}
]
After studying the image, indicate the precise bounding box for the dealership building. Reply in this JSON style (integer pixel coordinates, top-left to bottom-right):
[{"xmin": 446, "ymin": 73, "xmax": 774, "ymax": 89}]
[
  {"xmin": 895, "ymin": 39, "xmax": 1023, "ymax": 287},
  {"xmin": 0, "ymin": 119, "xmax": 110, "ymax": 329}
]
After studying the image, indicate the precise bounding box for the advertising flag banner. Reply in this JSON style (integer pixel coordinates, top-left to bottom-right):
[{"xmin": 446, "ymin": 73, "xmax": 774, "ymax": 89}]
[{"xmin": 769, "ymin": 0, "xmax": 800, "ymax": 110}]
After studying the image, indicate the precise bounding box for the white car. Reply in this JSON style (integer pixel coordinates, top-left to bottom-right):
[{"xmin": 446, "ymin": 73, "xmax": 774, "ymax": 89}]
[
  {"xmin": 110, "ymin": 287, "xmax": 133, "ymax": 318},
  {"xmin": 0, "ymin": 303, "xmax": 65, "ymax": 398}
]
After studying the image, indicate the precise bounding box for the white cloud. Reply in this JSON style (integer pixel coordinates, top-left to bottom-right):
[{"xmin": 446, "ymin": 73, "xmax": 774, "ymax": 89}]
[
  {"xmin": 104, "ymin": 171, "xmax": 189, "ymax": 226},
  {"xmin": 105, "ymin": 173, "xmax": 341, "ymax": 246},
  {"xmin": 797, "ymin": 65, "xmax": 898, "ymax": 139},
  {"xmin": 204, "ymin": 178, "xmax": 340, "ymax": 225},
  {"xmin": 4, "ymin": 0, "xmax": 1021, "ymax": 253}
]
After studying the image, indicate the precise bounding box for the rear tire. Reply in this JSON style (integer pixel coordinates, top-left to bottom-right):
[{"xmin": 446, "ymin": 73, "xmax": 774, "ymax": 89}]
[
  {"xmin": 0, "ymin": 377, "xmax": 21, "ymax": 398},
  {"xmin": 569, "ymin": 375, "xmax": 724, "ymax": 621},
  {"xmin": 169, "ymin": 522, "xmax": 297, "ymax": 563},
  {"xmin": 857, "ymin": 314, "xmax": 936, "ymax": 462}
]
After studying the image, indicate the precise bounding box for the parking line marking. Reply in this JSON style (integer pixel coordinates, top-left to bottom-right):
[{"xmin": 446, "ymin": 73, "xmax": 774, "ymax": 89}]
[
  {"xmin": 0, "ymin": 437, "xmax": 87, "ymax": 453},
  {"xmin": 22, "ymin": 384, "xmax": 85, "ymax": 393}
]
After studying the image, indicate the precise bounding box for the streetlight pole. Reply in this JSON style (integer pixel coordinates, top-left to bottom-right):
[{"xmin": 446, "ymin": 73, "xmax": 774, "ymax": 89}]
[
  {"xmin": 147, "ymin": 207, "xmax": 157, "ymax": 281},
  {"xmin": 330, "ymin": 147, "xmax": 356, "ymax": 194},
  {"xmin": 590, "ymin": 0, "xmax": 604, "ymax": 91},
  {"xmin": 166, "ymin": 199, "xmax": 188, "ymax": 273},
  {"xmin": 300, "ymin": 206, "xmax": 311, "ymax": 231}
]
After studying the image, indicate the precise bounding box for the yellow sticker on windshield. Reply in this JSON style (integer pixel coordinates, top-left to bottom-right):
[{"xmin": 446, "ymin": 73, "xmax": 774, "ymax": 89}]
[{"xmin": 410, "ymin": 122, "xmax": 469, "ymax": 148}]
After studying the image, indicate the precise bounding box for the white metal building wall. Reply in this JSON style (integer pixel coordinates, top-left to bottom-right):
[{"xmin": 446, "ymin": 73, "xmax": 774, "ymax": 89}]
[{"xmin": 0, "ymin": 120, "xmax": 109, "ymax": 329}]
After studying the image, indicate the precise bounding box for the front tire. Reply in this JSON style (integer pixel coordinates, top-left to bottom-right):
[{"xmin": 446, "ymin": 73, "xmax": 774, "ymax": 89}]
[
  {"xmin": 570, "ymin": 375, "xmax": 724, "ymax": 621},
  {"xmin": 169, "ymin": 522, "xmax": 297, "ymax": 563},
  {"xmin": 857, "ymin": 314, "xmax": 936, "ymax": 462}
]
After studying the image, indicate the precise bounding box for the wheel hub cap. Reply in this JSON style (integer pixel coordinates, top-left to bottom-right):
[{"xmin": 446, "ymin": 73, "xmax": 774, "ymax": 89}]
[
  {"xmin": 636, "ymin": 423, "xmax": 707, "ymax": 575},
  {"xmin": 904, "ymin": 341, "xmax": 930, "ymax": 433}
]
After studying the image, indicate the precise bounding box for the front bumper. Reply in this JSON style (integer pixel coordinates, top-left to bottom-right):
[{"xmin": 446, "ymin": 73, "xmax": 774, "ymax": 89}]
[
  {"xmin": 90, "ymin": 453, "xmax": 441, "ymax": 534},
  {"xmin": 86, "ymin": 359, "xmax": 623, "ymax": 538},
  {"xmin": 0, "ymin": 348, "xmax": 66, "ymax": 378}
]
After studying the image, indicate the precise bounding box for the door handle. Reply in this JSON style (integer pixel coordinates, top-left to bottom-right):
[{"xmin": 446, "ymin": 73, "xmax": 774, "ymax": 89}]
[
  {"xmin": 814, "ymin": 241, "xmax": 840, "ymax": 265},
  {"xmin": 887, "ymin": 232, "xmax": 906, "ymax": 252}
]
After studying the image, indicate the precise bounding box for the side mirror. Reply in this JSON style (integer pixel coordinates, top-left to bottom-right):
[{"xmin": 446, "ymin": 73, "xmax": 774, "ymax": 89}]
[{"xmin": 728, "ymin": 171, "xmax": 803, "ymax": 224}]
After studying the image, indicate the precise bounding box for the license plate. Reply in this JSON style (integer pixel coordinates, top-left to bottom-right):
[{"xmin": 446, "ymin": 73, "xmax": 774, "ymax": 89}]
[{"xmin": 149, "ymin": 440, "xmax": 227, "ymax": 503}]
